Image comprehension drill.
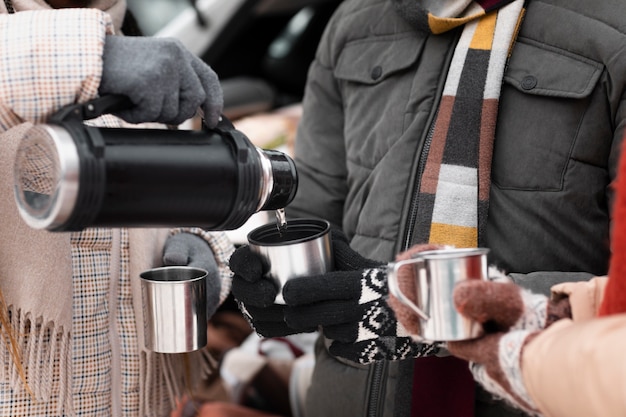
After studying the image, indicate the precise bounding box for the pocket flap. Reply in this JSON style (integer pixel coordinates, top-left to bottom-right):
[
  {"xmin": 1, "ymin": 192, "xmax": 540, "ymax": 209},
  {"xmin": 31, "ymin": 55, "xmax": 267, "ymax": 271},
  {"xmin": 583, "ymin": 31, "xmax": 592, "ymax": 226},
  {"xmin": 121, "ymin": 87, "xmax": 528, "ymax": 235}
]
[
  {"xmin": 335, "ymin": 36, "xmax": 422, "ymax": 84},
  {"xmin": 504, "ymin": 40, "xmax": 602, "ymax": 99}
]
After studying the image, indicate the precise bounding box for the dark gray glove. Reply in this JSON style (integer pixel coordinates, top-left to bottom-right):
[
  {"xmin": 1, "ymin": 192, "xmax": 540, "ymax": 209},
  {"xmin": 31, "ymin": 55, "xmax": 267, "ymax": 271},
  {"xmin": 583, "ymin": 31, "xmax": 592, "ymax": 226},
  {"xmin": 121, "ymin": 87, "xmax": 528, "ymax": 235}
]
[
  {"xmin": 163, "ymin": 232, "xmax": 221, "ymax": 318},
  {"xmin": 99, "ymin": 35, "xmax": 223, "ymax": 127}
]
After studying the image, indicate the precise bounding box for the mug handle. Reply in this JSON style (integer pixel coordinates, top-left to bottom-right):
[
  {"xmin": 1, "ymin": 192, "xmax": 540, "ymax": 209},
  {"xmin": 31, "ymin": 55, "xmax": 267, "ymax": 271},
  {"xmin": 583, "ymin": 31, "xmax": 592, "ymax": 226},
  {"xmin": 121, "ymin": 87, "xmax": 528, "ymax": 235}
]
[{"xmin": 387, "ymin": 259, "xmax": 429, "ymax": 321}]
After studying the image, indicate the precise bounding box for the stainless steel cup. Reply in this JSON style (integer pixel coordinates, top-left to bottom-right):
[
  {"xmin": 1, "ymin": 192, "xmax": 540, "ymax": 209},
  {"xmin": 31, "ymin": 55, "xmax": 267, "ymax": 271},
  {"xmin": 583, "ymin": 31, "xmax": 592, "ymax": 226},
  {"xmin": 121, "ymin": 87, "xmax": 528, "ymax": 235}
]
[
  {"xmin": 140, "ymin": 266, "xmax": 208, "ymax": 353},
  {"xmin": 387, "ymin": 247, "xmax": 489, "ymax": 342},
  {"xmin": 247, "ymin": 218, "xmax": 333, "ymax": 304}
]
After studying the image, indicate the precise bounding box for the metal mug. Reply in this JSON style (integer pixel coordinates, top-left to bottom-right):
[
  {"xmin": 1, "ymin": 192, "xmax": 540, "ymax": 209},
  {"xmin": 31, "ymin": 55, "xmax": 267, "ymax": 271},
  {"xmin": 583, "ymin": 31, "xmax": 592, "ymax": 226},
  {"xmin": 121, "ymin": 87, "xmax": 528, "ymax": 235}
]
[
  {"xmin": 247, "ymin": 218, "xmax": 333, "ymax": 304},
  {"xmin": 387, "ymin": 247, "xmax": 489, "ymax": 342},
  {"xmin": 140, "ymin": 266, "xmax": 208, "ymax": 353}
]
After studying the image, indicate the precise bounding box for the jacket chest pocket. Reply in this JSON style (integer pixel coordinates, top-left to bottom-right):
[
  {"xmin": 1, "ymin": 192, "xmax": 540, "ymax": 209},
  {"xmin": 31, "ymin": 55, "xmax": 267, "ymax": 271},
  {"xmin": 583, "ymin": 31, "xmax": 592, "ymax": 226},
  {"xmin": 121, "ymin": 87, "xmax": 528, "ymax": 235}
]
[
  {"xmin": 492, "ymin": 39, "xmax": 603, "ymax": 191},
  {"xmin": 334, "ymin": 35, "xmax": 423, "ymax": 166}
]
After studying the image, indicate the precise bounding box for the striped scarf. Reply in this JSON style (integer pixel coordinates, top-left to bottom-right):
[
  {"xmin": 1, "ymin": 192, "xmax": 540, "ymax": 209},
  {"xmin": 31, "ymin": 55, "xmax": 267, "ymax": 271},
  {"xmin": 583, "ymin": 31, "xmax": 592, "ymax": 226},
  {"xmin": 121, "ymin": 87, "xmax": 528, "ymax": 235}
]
[
  {"xmin": 392, "ymin": 1, "xmax": 527, "ymax": 416},
  {"xmin": 406, "ymin": 0, "xmax": 526, "ymax": 249}
]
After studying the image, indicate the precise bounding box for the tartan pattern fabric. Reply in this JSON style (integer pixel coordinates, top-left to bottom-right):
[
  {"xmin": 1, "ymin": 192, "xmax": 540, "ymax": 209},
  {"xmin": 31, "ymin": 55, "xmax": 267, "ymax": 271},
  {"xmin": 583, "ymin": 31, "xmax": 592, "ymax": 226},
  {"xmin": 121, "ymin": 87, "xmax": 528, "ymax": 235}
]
[
  {"xmin": 414, "ymin": 0, "xmax": 526, "ymax": 249},
  {"xmin": 71, "ymin": 228, "xmax": 117, "ymax": 416},
  {"xmin": 0, "ymin": 9, "xmax": 108, "ymax": 128}
]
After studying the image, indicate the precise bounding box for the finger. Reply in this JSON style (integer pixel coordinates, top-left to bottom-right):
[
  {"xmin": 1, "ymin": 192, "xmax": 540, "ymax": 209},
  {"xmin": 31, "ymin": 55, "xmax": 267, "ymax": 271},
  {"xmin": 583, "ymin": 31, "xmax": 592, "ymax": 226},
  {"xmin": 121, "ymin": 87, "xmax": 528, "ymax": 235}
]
[
  {"xmin": 252, "ymin": 320, "xmax": 305, "ymax": 338},
  {"xmin": 284, "ymin": 301, "xmax": 364, "ymax": 332},
  {"xmin": 387, "ymin": 293, "xmax": 421, "ymax": 336},
  {"xmin": 162, "ymin": 250, "xmax": 188, "ymax": 266},
  {"xmin": 174, "ymin": 52, "xmax": 205, "ymax": 123},
  {"xmin": 231, "ymin": 278, "xmax": 277, "ymax": 307},
  {"xmin": 282, "ymin": 272, "xmax": 360, "ymax": 305},
  {"xmin": 453, "ymin": 280, "xmax": 524, "ymax": 329},
  {"xmin": 190, "ymin": 57, "xmax": 223, "ymax": 128},
  {"xmin": 447, "ymin": 333, "xmax": 502, "ymax": 364},
  {"xmin": 331, "ymin": 235, "xmax": 381, "ymax": 270},
  {"xmin": 228, "ymin": 245, "xmax": 266, "ymax": 282}
]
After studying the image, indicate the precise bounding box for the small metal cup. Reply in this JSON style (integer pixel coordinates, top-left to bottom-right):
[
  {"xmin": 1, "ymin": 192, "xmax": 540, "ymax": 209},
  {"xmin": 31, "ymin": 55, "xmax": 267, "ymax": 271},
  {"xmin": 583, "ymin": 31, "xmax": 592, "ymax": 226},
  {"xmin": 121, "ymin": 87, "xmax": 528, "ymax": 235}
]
[
  {"xmin": 247, "ymin": 218, "xmax": 333, "ymax": 304},
  {"xmin": 388, "ymin": 247, "xmax": 489, "ymax": 342},
  {"xmin": 140, "ymin": 266, "xmax": 208, "ymax": 353}
]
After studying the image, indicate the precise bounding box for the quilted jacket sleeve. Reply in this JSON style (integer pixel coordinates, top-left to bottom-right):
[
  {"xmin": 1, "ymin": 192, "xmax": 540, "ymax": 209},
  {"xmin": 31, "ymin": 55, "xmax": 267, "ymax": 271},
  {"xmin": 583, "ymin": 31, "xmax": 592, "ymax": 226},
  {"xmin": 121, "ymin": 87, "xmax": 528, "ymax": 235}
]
[{"xmin": 0, "ymin": 8, "xmax": 113, "ymax": 129}]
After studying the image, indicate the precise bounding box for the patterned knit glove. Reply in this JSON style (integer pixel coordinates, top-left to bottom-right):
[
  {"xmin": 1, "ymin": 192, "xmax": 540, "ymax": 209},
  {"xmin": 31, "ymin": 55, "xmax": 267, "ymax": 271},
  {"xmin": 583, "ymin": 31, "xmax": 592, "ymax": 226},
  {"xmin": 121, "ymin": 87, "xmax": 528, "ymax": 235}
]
[
  {"xmin": 447, "ymin": 280, "xmax": 572, "ymax": 415},
  {"xmin": 282, "ymin": 230, "xmax": 440, "ymax": 364},
  {"xmin": 162, "ymin": 232, "xmax": 221, "ymax": 318}
]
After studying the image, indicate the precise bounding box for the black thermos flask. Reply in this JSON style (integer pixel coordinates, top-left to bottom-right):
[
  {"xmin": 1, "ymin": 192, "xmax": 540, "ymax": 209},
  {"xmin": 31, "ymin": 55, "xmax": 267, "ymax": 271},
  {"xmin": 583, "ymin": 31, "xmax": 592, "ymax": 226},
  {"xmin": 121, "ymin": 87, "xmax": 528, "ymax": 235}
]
[{"xmin": 13, "ymin": 95, "xmax": 298, "ymax": 231}]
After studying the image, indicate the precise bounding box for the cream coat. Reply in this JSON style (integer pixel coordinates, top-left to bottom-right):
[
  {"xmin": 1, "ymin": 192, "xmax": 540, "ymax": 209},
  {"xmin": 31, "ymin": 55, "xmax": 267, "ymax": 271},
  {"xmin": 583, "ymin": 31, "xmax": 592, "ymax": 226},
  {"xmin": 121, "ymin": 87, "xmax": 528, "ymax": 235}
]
[
  {"xmin": 522, "ymin": 278, "xmax": 626, "ymax": 417},
  {"xmin": 0, "ymin": 7, "xmax": 233, "ymax": 416}
]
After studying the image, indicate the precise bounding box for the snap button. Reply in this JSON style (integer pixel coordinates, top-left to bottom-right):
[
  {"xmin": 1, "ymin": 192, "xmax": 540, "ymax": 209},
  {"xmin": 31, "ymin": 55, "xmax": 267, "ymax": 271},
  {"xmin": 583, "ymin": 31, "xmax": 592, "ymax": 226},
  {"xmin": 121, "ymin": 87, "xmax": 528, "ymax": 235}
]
[
  {"xmin": 371, "ymin": 66, "xmax": 383, "ymax": 80},
  {"xmin": 521, "ymin": 75, "xmax": 537, "ymax": 90}
]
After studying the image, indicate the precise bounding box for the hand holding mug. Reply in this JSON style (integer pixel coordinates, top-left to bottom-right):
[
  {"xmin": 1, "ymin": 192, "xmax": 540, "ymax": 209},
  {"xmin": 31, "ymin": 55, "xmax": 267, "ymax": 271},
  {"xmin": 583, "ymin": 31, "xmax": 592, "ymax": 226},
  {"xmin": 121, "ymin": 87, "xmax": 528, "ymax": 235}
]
[
  {"xmin": 387, "ymin": 246, "xmax": 491, "ymax": 342},
  {"xmin": 446, "ymin": 279, "xmax": 572, "ymax": 415},
  {"xmin": 229, "ymin": 219, "xmax": 332, "ymax": 337}
]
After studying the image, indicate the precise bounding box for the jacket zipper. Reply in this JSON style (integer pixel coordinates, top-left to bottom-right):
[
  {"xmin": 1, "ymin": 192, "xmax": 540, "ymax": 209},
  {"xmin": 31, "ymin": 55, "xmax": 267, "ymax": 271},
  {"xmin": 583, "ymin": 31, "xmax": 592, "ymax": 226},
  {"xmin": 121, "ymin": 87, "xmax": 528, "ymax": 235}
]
[
  {"xmin": 367, "ymin": 360, "xmax": 387, "ymax": 417},
  {"xmin": 366, "ymin": 117, "xmax": 438, "ymax": 416},
  {"xmin": 366, "ymin": 30, "xmax": 460, "ymax": 416},
  {"xmin": 400, "ymin": 29, "xmax": 460, "ymax": 252},
  {"xmin": 364, "ymin": 116, "xmax": 438, "ymax": 417},
  {"xmin": 402, "ymin": 115, "xmax": 438, "ymax": 251}
]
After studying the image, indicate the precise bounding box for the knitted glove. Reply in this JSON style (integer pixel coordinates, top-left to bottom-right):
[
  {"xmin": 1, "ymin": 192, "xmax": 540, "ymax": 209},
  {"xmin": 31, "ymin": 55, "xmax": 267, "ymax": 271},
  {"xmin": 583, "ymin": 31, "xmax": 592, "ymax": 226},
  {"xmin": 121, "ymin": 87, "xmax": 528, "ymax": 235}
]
[
  {"xmin": 99, "ymin": 35, "xmax": 223, "ymax": 128},
  {"xmin": 163, "ymin": 232, "xmax": 221, "ymax": 318},
  {"xmin": 447, "ymin": 280, "xmax": 572, "ymax": 415},
  {"xmin": 281, "ymin": 229, "xmax": 440, "ymax": 364},
  {"xmin": 229, "ymin": 244, "xmax": 313, "ymax": 337}
]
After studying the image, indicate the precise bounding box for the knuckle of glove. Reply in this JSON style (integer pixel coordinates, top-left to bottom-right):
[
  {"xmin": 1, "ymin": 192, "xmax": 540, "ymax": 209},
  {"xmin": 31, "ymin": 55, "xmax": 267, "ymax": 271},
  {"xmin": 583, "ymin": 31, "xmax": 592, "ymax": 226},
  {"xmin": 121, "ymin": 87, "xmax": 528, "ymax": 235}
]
[
  {"xmin": 453, "ymin": 280, "xmax": 525, "ymax": 330},
  {"xmin": 228, "ymin": 246, "xmax": 265, "ymax": 282},
  {"xmin": 283, "ymin": 271, "xmax": 362, "ymax": 306},
  {"xmin": 231, "ymin": 277, "xmax": 277, "ymax": 307}
]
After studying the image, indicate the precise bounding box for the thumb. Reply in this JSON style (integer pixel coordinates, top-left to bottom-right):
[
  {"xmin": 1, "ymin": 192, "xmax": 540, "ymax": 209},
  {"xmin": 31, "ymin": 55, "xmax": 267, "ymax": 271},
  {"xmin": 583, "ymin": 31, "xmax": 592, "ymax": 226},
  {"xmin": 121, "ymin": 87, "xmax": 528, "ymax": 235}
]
[
  {"xmin": 447, "ymin": 332, "xmax": 502, "ymax": 364},
  {"xmin": 453, "ymin": 280, "xmax": 524, "ymax": 330},
  {"xmin": 163, "ymin": 247, "xmax": 189, "ymax": 267}
]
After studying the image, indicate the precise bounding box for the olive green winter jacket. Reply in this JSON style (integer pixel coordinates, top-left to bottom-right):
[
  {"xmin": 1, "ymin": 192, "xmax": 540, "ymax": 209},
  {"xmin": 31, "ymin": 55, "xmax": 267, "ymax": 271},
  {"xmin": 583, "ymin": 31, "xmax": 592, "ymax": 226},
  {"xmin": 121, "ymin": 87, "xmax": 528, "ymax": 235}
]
[{"xmin": 286, "ymin": 0, "xmax": 626, "ymax": 415}]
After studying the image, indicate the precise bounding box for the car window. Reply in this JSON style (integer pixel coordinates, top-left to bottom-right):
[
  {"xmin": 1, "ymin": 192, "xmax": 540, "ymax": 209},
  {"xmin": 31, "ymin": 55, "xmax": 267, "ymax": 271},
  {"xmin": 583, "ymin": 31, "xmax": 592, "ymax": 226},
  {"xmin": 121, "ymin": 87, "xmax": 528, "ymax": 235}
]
[{"xmin": 126, "ymin": 0, "xmax": 190, "ymax": 36}]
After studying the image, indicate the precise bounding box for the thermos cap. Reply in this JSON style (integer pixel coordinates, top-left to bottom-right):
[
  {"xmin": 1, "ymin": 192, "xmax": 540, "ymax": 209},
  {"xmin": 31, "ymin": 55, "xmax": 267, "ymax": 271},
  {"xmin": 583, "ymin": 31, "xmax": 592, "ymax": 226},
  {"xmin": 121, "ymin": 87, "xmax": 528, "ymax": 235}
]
[{"xmin": 14, "ymin": 124, "xmax": 80, "ymax": 230}]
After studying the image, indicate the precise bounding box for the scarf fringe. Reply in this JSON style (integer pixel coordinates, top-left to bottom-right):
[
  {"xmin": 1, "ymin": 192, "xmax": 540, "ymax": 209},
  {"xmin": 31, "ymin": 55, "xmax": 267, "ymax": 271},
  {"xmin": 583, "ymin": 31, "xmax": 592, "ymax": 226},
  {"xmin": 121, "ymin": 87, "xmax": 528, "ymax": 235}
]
[
  {"xmin": 0, "ymin": 309, "xmax": 73, "ymax": 415},
  {"xmin": 141, "ymin": 349, "xmax": 215, "ymax": 417}
]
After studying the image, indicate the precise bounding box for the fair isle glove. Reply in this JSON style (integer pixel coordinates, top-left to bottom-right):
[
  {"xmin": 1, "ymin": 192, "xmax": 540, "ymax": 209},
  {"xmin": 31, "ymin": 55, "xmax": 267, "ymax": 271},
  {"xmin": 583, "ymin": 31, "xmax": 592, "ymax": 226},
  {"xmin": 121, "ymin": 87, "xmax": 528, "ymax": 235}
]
[
  {"xmin": 447, "ymin": 280, "xmax": 572, "ymax": 415},
  {"xmin": 100, "ymin": 35, "xmax": 223, "ymax": 128},
  {"xmin": 162, "ymin": 232, "xmax": 221, "ymax": 318},
  {"xmin": 282, "ymin": 229, "xmax": 439, "ymax": 364}
]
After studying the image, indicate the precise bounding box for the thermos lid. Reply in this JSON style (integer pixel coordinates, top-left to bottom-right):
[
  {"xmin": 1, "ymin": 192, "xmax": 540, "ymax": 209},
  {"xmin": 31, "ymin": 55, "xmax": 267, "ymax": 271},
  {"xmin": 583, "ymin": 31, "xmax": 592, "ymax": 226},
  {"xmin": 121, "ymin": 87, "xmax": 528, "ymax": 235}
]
[{"xmin": 14, "ymin": 124, "xmax": 80, "ymax": 230}]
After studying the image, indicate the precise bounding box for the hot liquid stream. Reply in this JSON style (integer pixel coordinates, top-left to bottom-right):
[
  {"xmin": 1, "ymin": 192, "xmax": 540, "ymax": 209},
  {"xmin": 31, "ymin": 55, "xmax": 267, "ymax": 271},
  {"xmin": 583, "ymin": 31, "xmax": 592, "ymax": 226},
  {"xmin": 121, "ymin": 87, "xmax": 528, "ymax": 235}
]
[{"xmin": 275, "ymin": 208, "xmax": 287, "ymax": 236}]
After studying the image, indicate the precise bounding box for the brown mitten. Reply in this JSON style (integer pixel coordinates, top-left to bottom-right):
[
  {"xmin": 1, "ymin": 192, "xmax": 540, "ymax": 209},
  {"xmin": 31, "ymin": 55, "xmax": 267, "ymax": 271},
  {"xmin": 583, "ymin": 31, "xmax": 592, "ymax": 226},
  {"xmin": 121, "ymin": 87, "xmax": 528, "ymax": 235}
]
[{"xmin": 447, "ymin": 280, "xmax": 572, "ymax": 415}]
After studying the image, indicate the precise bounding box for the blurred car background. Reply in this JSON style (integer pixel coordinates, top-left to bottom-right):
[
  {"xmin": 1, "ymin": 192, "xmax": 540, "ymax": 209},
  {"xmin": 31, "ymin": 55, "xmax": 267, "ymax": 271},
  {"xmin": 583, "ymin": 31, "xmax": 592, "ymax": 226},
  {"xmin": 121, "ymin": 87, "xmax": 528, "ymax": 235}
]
[{"xmin": 127, "ymin": 0, "xmax": 341, "ymax": 122}]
